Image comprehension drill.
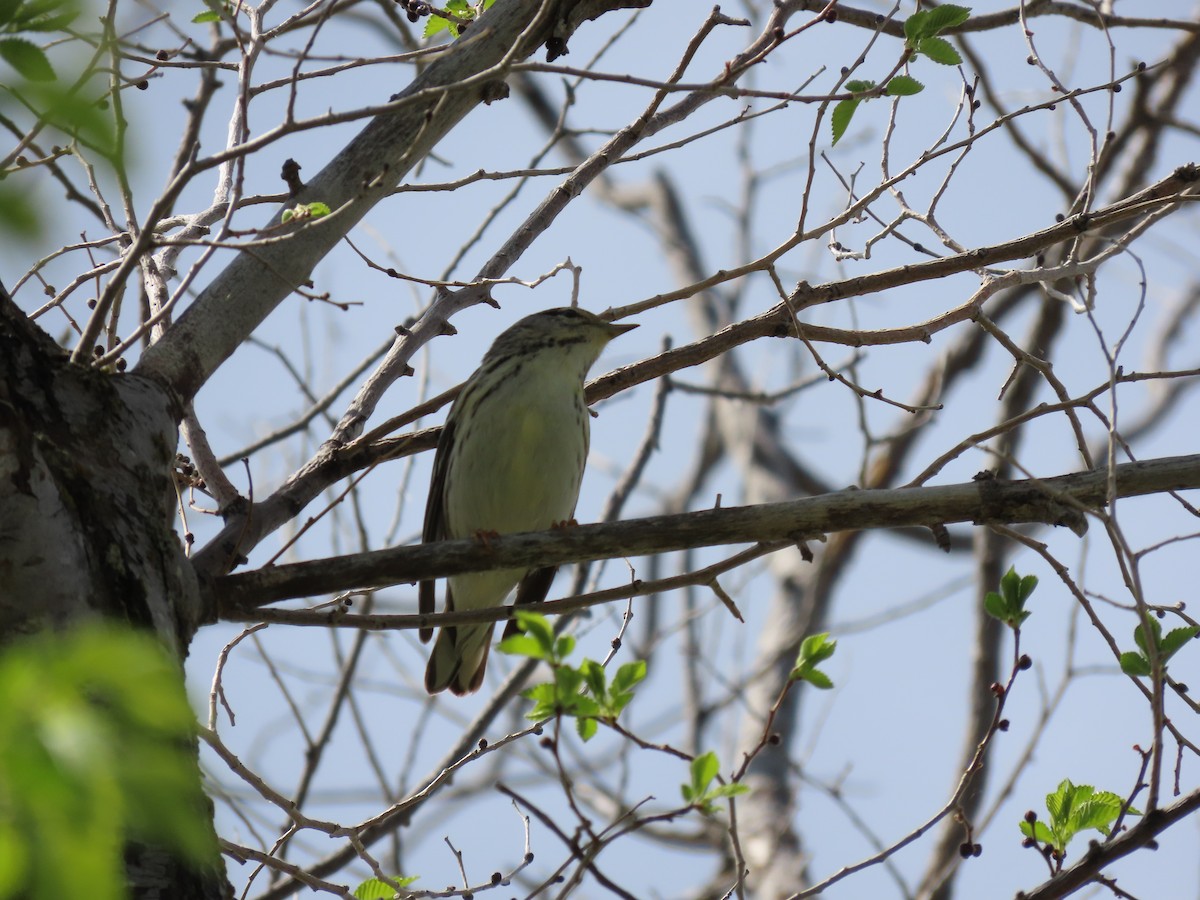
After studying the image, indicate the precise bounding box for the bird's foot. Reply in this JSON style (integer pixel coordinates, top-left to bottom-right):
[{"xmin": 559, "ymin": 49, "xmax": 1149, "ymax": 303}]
[{"xmin": 471, "ymin": 528, "xmax": 501, "ymax": 548}]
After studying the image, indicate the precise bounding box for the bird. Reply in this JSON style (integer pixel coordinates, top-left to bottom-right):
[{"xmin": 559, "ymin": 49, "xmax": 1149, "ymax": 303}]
[{"xmin": 419, "ymin": 306, "xmax": 637, "ymax": 695}]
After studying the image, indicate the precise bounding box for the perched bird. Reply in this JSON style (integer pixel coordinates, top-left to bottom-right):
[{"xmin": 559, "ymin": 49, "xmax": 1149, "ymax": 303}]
[{"xmin": 419, "ymin": 306, "xmax": 637, "ymax": 695}]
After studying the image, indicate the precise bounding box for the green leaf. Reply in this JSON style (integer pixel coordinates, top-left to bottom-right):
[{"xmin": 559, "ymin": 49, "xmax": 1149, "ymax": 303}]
[
  {"xmin": 916, "ymin": 35, "xmax": 962, "ymax": 66},
  {"xmin": 515, "ymin": 611, "xmax": 555, "ymax": 654},
  {"xmin": 424, "ymin": 0, "xmax": 469, "ymax": 39},
  {"xmin": 885, "ymin": 75, "xmax": 924, "ymax": 96},
  {"xmin": 0, "ymin": 181, "xmax": 41, "ymax": 238},
  {"xmin": 799, "ymin": 668, "xmax": 833, "ymax": 690},
  {"xmin": 498, "ymin": 633, "xmax": 548, "ymax": 660},
  {"xmin": 191, "ymin": 9, "xmax": 220, "ymax": 22},
  {"xmin": 521, "ymin": 682, "xmax": 558, "ymax": 720},
  {"xmin": 985, "ymin": 567, "xmax": 1037, "ymax": 628},
  {"xmin": 1026, "ymin": 779, "xmax": 1138, "ymax": 856},
  {"xmin": 790, "ymin": 632, "xmax": 837, "ymax": 687},
  {"xmin": 611, "ymin": 660, "xmax": 646, "ymax": 695},
  {"xmin": 690, "ymin": 751, "xmax": 719, "ymax": 795},
  {"xmin": 1071, "ymin": 794, "xmax": 1122, "ymax": 834},
  {"xmin": 798, "ymin": 632, "xmax": 836, "ymax": 666},
  {"xmin": 903, "ymin": 10, "xmax": 930, "ymax": 43},
  {"xmin": 1119, "ymin": 651, "xmax": 1151, "ymax": 677},
  {"xmin": 576, "ymin": 715, "xmax": 597, "ymax": 742},
  {"xmin": 0, "ymin": 626, "xmax": 218, "ymax": 900},
  {"xmin": 844, "ymin": 79, "xmax": 875, "ymax": 94},
  {"xmin": 1134, "ymin": 615, "xmax": 1160, "ymax": 656},
  {"xmin": 353, "ymin": 875, "xmax": 419, "ymax": 899},
  {"xmin": 904, "ymin": 5, "xmax": 969, "ymax": 45},
  {"xmin": 579, "ymin": 658, "xmax": 606, "ymax": 698},
  {"xmin": 553, "ymin": 634, "xmax": 576, "ymax": 661},
  {"xmin": 0, "ymin": 36, "xmax": 54, "ymax": 80},
  {"xmin": 1160, "ymin": 625, "xmax": 1198, "ymax": 660},
  {"xmin": 831, "ymin": 99, "xmax": 859, "ymax": 146},
  {"xmin": 923, "ymin": 5, "xmax": 971, "ymax": 34},
  {"xmin": 1019, "ymin": 819, "xmax": 1056, "ymax": 846},
  {"xmin": 706, "ymin": 783, "xmax": 751, "ymax": 801}
]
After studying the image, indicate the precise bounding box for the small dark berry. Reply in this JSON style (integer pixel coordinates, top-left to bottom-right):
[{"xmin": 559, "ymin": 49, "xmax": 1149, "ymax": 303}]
[
  {"xmin": 156, "ymin": 49, "xmax": 169, "ymax": 60},
  {"xmin": 478, "ymin": 738, "xmax": 488, "ymax": 750},
  {"xmin": 959, "ymin": 842, "xmax": 973, "ymax": 858},
  {"xmin": 998, "ymin": 719, "xmax": 1010, "ymax": 731},
  {"xmin": 491, "ymin": 873, "xmax": 502, "ymax": 885},
  {"xmin": 136, "ymin": 80, "xmax": 148, "ymax": 90},
  {"xmin": 1112, "ymin": 83, "xmax": 1121, "ymax": 93},
  {"xmin": 1018, "ymin": 654, "xmax": 1032, "ymax": 670}
]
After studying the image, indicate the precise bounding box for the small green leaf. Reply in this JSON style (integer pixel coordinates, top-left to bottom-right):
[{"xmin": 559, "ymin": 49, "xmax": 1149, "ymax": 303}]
[
  {"xmin": 576, "ymin": 716, "xmax": 597, "ymax": 742},
  {"xmin": 553, "ymin": 634, "xmax": 576, "ymax": 661},
  {"xmin": 690, "ymin": 751, "xmax": 719, "ymax": 794},
  {"xmin": 791, "ymin": 632, "xmax": 837, "ymax": 687},
  {"xmin": 986, "ymin": 567, "xmax": 1037, "ymax": 628},
  {"xmin": 1134, "ymin": 615, "xmax": 1160, "ymax": 656},
  {"xmin": 1019, "ymin": 818, "xmax": 1056, "ymax": 846},
  {"xmin": 1119, "ymin": 651, "xmax": 1151, "ymax": 677},
  {"xmin": 706, "ymin": 783, "xmax": 751, "ymax": 801},
  {"xmin": 610, "ymin": 660, "xmax": 646, "ymax": 695},
  {"xmin": 191, "ymin": 9, "xmax": 220, "ymax": 22},
  {"xmin": 798, "ymin": 633, "xmax": 836, "ymax": 666},
  {"xmin": 885, "ymin": 75, "xmax": 924, "ymax": 96},
  {"xmin": 799, "ymin": 668, "xmax": 833, "ymax": 690},
  {"xmin": 515, "ymin": 611, "xmax": 555, "ymax": 654},
  {"xmin": 1160, "ymin": 625, "xmax": 1198, "ymax": 660},
  {"xmin": 916, "ymin": 35, "xmax": 962, "ymax": 66},
  {"xmin": 844, "ymin": 79, "xmax": 876, "ymax": 94},
  {"xmin": 353, "ymin": 875, "xmax": 419, "ymax": 899},
  {"xmin": 0, "ymin": 37, "xmax": 54, "ymax": 80},
  {"xmin": 923, "ymin": 5, "xmax": 971, "ymax": 34},
  {"xmin": 498, "ymin": 634, "xmax": 547, "ymax": 660},
  {"xmin": 579, "ymin": 658, "xmax": 606, "ymax": 699},
  {"xmin": 903, "ymin": 10, "xmax": 930, "ymax": 43},
  {"xmin": 831, "ymin": 99, "xmax": 859, "ymax": 146}
]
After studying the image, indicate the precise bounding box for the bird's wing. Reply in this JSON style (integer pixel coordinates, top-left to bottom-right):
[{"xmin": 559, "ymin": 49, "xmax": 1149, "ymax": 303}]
[{"xmin": 419, "ymin": 415, "xmax": 456, "ymax": 643}]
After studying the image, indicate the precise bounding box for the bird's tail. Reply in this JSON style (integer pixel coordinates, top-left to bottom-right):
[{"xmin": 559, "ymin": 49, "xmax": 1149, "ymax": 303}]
[{"xmin": 424, "ymin": 624, "xmax": 494, "ymax": 695}]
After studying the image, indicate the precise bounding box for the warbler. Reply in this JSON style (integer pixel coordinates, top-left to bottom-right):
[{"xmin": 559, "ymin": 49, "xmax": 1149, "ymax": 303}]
[{"xmin": 419, "ymin": 306, "xmax": 637, "ymax": 695}]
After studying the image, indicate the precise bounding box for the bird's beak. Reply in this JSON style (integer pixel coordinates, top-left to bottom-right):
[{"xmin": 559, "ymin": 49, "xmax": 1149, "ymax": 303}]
[{"xmin": 605, "ymin": 320, "xmax": 638, "ymax": 338}]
